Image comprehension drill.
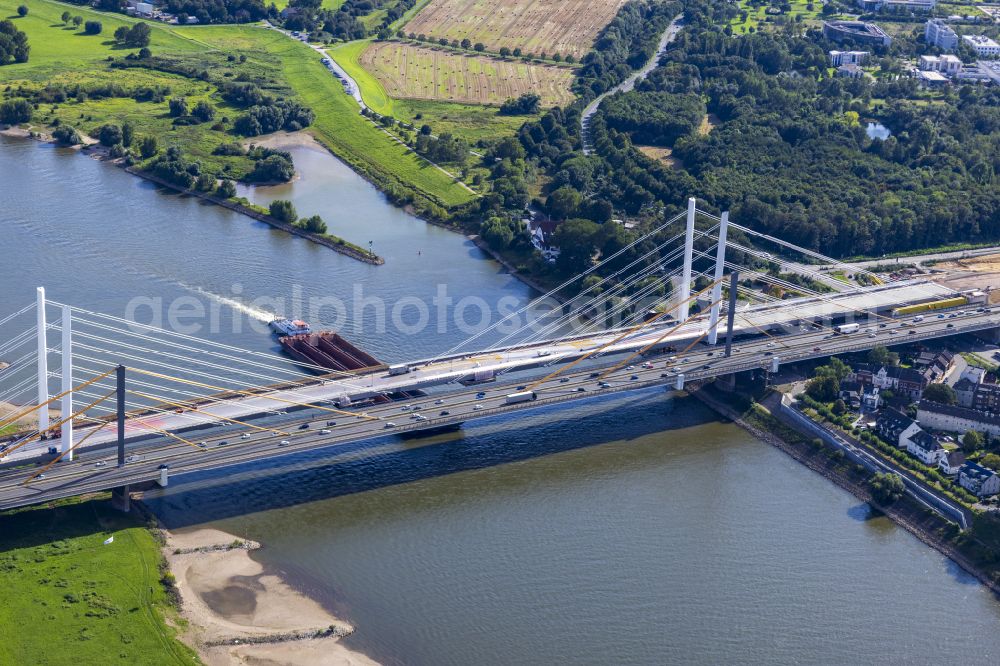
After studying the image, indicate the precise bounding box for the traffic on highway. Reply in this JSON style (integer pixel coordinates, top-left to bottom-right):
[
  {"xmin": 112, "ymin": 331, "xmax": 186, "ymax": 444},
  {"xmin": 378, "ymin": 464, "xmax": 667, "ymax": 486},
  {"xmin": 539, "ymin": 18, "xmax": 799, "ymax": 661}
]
[{"xmin": 0, "ymin": 303, "xmax": 997, "ymax": 511}]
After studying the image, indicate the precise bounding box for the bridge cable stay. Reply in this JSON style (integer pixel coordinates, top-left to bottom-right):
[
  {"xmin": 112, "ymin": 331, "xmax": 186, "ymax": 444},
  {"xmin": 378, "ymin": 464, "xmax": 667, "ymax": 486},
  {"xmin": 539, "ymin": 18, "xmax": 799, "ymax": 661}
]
[
  {"xmin": 21, "ymin": 417, "xmax": 117, "ymax": 485},
  {"xmin": 0, "ymin": 367, "xmax": 116, "ymax": 433},
  {"xmin": 72, "ymin": 384, "xmax": 242, "ymax": 431},
  {"xmin": 49, "ymin": 302, "xmax": 349, "ymax": 379},
  {"xmin": 126, "ymin": 389, "xmax": 292, "ymax": 437},
  {"xmin": 64, "ymin": 314, "xmax": 346, "ymax": 383},
  {"xmin": 511, "ymin": 248, "xmax": 705, "ymax": 354},
  {"xmin": 0, "ymin": 387, "xmax": 116, "ymax": 460},
  {"xmin": 67, "ymin": 403, "xmax": 204, "ymax": 453},
  {"xmin": 124, "ymin": 367, "xmax": 382, "ymax": 421},
  {"xmin": 71, "ymin": 358, "xmax": 290, "ymax": 426},
  {"xmin": 525, "ymin": 278, "xmax": 724, "ymax": 391},
  {"xmin": 471, "ymin": 226, "xmax": 700, "ymax": 358},
  {"xmin": 0, "ymin": 302, "xmax": 35, "ymax": 330},
  {"xmin": 596, "ymin": 297, "xmax": 725, "ymax": 380},
  {"xmin": 487, "ymin": 227, "xmax": 720, "ymax": 354},
  {"xmin": 70, "ymin": 332, "xmax": 319, "ymax": 389},
  {"xmin": 427, "ymin": 209, "xmax": 692, "ymax": 362},
  {"xmin": 519, "ymin": 234, "xmax": 717, "ymax": 340}
]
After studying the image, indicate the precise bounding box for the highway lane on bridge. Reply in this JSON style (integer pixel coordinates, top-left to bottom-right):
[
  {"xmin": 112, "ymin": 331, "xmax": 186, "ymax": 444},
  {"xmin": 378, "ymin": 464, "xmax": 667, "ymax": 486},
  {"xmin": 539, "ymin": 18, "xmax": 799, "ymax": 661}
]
[
  {"xmin": 1, "ymin": 306, "xmax": 997, "ymax": 510},
  {"xmin": 1, "ymin": 279, "xmax": 959, "ymax": 463}
]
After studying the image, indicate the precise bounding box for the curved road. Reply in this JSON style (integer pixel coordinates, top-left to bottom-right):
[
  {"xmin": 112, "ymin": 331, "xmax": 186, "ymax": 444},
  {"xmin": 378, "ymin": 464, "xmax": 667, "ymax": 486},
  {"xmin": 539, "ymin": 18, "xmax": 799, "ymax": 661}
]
[{"xmin": 581, "ymin": 15, "xmax": 685, "ymax": 155}]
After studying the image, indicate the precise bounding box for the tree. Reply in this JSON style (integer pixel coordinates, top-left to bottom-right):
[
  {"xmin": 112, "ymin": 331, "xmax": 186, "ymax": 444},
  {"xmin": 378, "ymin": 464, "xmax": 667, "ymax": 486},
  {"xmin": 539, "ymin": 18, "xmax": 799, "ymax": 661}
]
[
  {"xmin": 138, "ymin": 135, "xmax": 158, "ymax": 158},
  {"xmin": 499, "ymin": 92, "xmax": 541, "ymax": 115},
  {"xmin": 84, "ymin": 20, "xmax": 102, "ymax": 35},
  {"xmin": 923, "ymin": 383, "xmax": 957, "ymax": 405},
  {"xmin": 121, "ymin": 121, "xmax": 134, "ymax": 147},
  {"xmin": 217, "ymin": 179, "xmax": 237, "ymax": 198},
  {"xmin": 869, "ymin": 472, "xmax": 905, "ymax": 505},
  {"xmin": 552, "ymin": 218, "xmax": 600, "ymax": 274},
  {"xmin": 61, "ymin": 11, "xmax": 72, "ymax": 23},
  {"xmin": 97, "ymin": 124, "xmax": 122, "ymax": 147},
  {"xmin": 481, "ymin": 216, "xmax": 514, "ymax": 249},
  {"xmin": 546, "ymin": 186, "xmax": 583, "ymax": 220},
  {"xmin": 805, "ymin": 374, "xmax": 839, "ymax": 402},
  {"xmin": 963, "ymin": 430, "xmax": 985, "ymax": 454},
  {"xmin": 473, "ymin": 42, "xmax": 485, "ymax": 52},
  {"xmin": 16, "ymin": 5, "xmax": 27, "ymax": 17},
  {"xmin": 0, "ymin": 98, "xmax": 32, "ymax": 124},
  {"xmin": 867, "ymin": 345, "xmax": 898, "ymax": 368},
  {"xmin": 195, "ymin": 173, "xmax": 216, "ymax": 191},
  {"xmin": 460, "ymin": 38, "xmax": 471, "ymax": 49},
  {"xmin": 192, "ymin": 100, "xmax": 215, "ymax": 122},
  {"xmin": 138, "ymin": 47, "xmax": 151, "ymax": 59},
  {"xmin": 114, "ymin": 25, "xmax": 130, "ymax": 43},
  {"xmin": 73, "ymin": 16, "xmax": 83, "ymax": 28},
  {"xmin": 981, "ymin": 453, "xmax": 1000, "ymax": 471},
  {"xmin": 114, "ymin": 23, "xmax": 150, "ymax": 48},
  {"xmin": 52, "ymin": 125, "xmax": 81, "ymax": 145},
  {"xmin": 168, "ymin": 97, "xmax": 188, "ymax": 117},
  {"xmin": 420, "ymin": 124, "xmax": 432, "ymax": 136},
  {"xmin": 298, "ymin": 214, "xmax": 327, "ymax": 234},
  {"xmin": 498, "ymin": 47, "xmax": 510, "ymax": 57},
  {"xmin": 269, "ymin": 199, "xmax": 297, "ymax": 224},
  {"xmin": 832, "ymin": 398, "xmax": 847, "ymax": 415},
  {"xmin": 0, "ymin": 19, "xmax": 30, "ymax": 64}
]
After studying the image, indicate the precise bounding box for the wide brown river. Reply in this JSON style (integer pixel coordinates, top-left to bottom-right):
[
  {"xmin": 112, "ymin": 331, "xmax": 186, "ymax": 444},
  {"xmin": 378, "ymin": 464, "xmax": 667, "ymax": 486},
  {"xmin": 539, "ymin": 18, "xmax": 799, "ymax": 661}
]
[{"xmin": 3, "ymin": 137, "xmax": 1000, "ymax": 664}]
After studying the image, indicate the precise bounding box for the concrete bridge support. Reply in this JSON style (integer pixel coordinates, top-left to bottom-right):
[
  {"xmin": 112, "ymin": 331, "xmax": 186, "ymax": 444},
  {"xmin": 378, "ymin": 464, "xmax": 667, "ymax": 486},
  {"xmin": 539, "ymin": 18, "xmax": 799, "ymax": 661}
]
[
  {"xmin": 36, "ymin": 287, "xmax": 49, "ymax": 435},
  {"xmin": 715, "ymin": 373, "xmax": 737, "ymax": 392},
  {"xmin": 60, "ymin": 305, "xmax": 73, "ymax": 462},
  {"xmin": 111, "ymin": 485, "xmax": 131, "ymax": 512},
  {"xmin": 678, "ymin": 197, "xmax": 696, "ymax": 323}
]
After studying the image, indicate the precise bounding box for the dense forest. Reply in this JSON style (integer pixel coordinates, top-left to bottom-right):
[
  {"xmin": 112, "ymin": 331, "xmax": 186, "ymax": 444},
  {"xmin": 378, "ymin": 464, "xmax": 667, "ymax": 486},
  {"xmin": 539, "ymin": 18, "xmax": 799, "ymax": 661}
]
[{"xmin": 463, "ymin": 0, "xmax": 1000, "ymax": 278}]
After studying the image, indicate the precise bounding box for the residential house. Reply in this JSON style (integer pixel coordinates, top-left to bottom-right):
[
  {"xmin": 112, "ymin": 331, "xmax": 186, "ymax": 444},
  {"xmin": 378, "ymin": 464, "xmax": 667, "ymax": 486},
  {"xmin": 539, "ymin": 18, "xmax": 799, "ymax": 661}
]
[
  {"xmin": 958, "ymin": 461, "xmax": 1000, "ymax": 497},
  {"xmin": 875, "ymin": 408, "xmax": 921, "ymax": 447},
  {"xmin": 917, "ymin": 400, "xmax": 1000, "ymax": 439},
  {"xmin": 954, "ymin": 376, "xmax": 978, "ymax": 408},
  {"xmin": 905, "ymin": 429, "xmax": 945, "ymax": 465},
  {"xmin": 939, "ymin": 449, "xmax": 966, "ymax": 476}
]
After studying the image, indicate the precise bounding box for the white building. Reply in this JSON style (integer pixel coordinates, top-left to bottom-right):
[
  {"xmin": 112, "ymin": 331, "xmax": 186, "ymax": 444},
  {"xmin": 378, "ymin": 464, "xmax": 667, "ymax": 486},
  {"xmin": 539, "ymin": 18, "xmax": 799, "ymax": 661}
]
[
  {"xmin": 919, "ymin": 54, "xmax": 963, "ymax": 76},
  {"xmin": 135, "ymin": 1, "xmax": 154, "ymax": 17},
  {"xmin": 963, "ymin": 35, "xmax": 1000, "ymax": 58},
  {"xmin": 830, "ymin": 50, "xmax": 870, "ymax": 66},
  {"xmin": 939, "ymin": 450, "xmax": 966, "ymax": 476},
  {"xmin": 925, "ymin": 19, "xmax": 958, "ymax": 51},
  {"xmin": 917, "ymin": 400, "xmax": 1000, "ymax": 439},
  {"xmin": 905, "ymin": 430, "xmax": 945, "ymax": 465},
  {"xmin": 958, "ymin": 461, "xmax": 1000, "ymax": 497}
]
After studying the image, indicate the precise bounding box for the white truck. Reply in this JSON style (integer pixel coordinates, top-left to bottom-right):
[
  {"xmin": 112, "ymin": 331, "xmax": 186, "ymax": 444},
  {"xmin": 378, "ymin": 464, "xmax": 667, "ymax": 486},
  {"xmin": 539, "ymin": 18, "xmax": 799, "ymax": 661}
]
[
  {"xmin": 833, "ymin": 323, "xmax": 860, "ymax": 334},
  {"xmin": 388, "ymin": 364, "xmax": 411, "ymax": 376},
  {"xmin": 505, "ymin": 391, "xmax": 538, "ymax": 405}
]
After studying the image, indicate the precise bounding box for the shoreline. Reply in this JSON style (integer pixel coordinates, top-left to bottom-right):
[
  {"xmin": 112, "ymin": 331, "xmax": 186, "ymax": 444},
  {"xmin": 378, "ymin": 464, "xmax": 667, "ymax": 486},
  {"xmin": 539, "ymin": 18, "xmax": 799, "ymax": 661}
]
[
  {"xmin": 692, "ymin": 385, "xmax": 1000, "ymax": 598},
  {"xmin": 157, "ymin": 521, "xmax": 380, "ymax": 666}
]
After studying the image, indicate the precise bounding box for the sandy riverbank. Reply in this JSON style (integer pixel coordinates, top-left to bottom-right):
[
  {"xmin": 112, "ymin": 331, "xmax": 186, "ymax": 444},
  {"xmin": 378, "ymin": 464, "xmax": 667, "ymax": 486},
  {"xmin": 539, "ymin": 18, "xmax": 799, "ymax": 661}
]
[{"xmin": 164, "ymin": 527, "xmax": 379, "ymax": 666}]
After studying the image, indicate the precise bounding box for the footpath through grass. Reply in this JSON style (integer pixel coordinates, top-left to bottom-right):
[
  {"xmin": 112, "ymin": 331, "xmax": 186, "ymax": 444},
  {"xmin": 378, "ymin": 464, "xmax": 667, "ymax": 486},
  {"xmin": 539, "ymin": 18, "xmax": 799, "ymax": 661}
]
[{"xmin": 0, "ymin": 497, "xmax": 199, "ymax": 666}]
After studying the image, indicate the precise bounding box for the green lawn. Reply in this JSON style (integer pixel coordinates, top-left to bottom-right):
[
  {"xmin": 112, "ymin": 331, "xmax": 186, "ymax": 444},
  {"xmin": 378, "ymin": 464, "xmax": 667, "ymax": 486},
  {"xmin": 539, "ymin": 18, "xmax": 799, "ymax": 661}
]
[
  {"xmin": 329, "ymin": 39, "xmax": 397, "ymax": 116},
  {"xmin": 0, "ymin": 498, "xmax": 199, "ymax": 665}
]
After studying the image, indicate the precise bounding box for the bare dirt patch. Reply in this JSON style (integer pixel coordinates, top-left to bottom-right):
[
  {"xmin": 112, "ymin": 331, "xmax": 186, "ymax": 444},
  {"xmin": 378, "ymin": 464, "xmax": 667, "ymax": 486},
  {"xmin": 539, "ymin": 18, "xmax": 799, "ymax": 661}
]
[
  {"xmin": 932, "ymin": 254, "xmax": 1000, "ymax": 296},
  {"xmin": 403, "ymin": 0, "xmax": 628, "ymax": 59},
  {"xmin": 636, "ymin": 145, "xmax": 683, "ymax": 168},
  {"xmin": 360, "ymin": 42, "xmax": 574, "ymax": 106}
]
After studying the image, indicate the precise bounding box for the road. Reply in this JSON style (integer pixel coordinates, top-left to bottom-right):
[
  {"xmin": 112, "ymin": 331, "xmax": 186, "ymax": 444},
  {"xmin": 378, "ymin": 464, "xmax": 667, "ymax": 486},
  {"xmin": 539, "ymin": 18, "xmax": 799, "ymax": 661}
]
[
  {"xmin": 581, "ymin": 15, "xmax": 685, "ymax": 155},
  {"xmin": 0, "ymin": 279, "xmax": 959, "ymax": 465},
  {"xmin": 1, "ymin": 303, "xmax": 997, "ymax": 511}
]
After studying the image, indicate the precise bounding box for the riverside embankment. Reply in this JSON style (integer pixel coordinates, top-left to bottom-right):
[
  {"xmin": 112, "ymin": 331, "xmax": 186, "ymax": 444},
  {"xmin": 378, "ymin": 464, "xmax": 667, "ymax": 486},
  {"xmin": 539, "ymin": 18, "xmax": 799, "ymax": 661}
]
[{"xmin": 693, "ymin": 384, "xmax": 1000, "ymax": 598}]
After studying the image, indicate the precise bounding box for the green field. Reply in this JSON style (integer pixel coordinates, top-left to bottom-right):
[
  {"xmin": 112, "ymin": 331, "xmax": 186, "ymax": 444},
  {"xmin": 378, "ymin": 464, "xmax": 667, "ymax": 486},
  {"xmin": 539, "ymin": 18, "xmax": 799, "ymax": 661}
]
[
  {"xmin": 0, "ymin": 498, "xmax": 199, "ymax": 665},
  {"xmin": 329, "ymin": 39, "xmax": 546, "ymax": 144},
  {"xmin": 182, "ymin": 25, "xmax": 477, "ymax": 209},
  {"xmin": 0, "ymin": 0, "xmax": 474, "ymax": 212},
  {"xmin": 357, "ymin": 41, "xmax": 574, "ymax": 107},
  {"xmin": 728, "ymin": 0, "xmax": 827, "ymax": 34}
]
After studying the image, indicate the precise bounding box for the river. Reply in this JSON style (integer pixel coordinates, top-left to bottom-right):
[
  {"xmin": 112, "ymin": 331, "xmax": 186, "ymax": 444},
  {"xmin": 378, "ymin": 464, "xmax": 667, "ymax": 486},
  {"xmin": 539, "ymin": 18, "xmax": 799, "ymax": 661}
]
[{"xmin": 3, "ymin": 136, "xmax": 1000, "ymax": 665}]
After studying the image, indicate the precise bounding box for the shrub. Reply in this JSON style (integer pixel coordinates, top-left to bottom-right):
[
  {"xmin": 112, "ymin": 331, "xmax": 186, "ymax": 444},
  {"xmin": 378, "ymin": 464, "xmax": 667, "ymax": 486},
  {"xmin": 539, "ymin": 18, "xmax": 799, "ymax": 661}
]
[
  {"xmin": 84, "ymin": 20, "xmax": 102, "ymax": 35},
  {"xmin": 268, "ymin": 199, "xmax": 297, "ymax": 224},
  {"xmin": 97, "ymin": 124, "xmax": 122, "ymax": 147},
  {"xmin": 0, "ymin": 98, "xmax": 32, "ymax": 124},
  {"xmin": 52, "ymin": 125, "xmax": 81, "ymax": 145}
]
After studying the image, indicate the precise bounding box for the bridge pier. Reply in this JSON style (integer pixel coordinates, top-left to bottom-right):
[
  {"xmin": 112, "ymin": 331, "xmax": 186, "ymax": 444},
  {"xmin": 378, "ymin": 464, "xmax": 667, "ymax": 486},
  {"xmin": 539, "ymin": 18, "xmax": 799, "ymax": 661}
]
[
  {"xmin": 111, "ymin": 485, "xmax": 131, "ymax": 513},
  {"xmin": 715, "ymin": 373, "xmax": 737, "ymax": 392}
]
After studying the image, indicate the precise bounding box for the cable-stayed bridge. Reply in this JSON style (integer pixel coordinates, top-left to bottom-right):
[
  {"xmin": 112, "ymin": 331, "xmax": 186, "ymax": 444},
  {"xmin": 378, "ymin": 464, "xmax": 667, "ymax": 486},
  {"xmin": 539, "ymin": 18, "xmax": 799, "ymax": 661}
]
[{"xmin": 0, "ymin": 199, "xmax": 996, "ymax": 511}]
